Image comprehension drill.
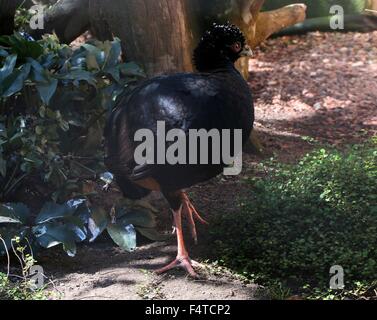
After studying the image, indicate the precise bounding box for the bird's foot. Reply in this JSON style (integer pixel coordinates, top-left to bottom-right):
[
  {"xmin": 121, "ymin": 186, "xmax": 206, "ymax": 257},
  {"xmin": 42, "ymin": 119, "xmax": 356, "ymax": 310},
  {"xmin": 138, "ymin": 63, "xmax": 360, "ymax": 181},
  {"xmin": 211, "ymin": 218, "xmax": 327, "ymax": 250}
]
[
  {"xmin": 181, "ymin": 194, "xmax": 209, "ymax": 244},
  {"xmin": 155, "ymin": 255, "xmax": 199, "ymax": 278}
]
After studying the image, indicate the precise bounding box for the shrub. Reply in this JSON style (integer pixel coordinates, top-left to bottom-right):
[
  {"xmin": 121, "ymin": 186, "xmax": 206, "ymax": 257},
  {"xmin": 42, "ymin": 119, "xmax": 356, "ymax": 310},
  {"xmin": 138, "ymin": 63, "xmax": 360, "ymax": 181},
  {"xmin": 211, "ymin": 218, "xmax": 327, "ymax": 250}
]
[
  {"xmin": 211, "ymin": 140, "xmax": 377, "ymax": 298},
  {"xmin": 0, "ymin": 32, "xmax": 145, "ymax": 203},
  {"xmin": 0, "ymin": 33, "xmax": 165, "ymax": 258}
]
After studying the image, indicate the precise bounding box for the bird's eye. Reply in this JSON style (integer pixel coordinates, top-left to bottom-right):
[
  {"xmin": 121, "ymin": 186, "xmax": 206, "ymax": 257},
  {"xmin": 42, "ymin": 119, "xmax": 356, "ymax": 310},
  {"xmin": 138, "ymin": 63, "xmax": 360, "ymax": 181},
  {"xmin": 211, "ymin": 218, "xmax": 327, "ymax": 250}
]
[{"xmin": 230, "ymin": 42, "xmax": 242, "ymax": 53}]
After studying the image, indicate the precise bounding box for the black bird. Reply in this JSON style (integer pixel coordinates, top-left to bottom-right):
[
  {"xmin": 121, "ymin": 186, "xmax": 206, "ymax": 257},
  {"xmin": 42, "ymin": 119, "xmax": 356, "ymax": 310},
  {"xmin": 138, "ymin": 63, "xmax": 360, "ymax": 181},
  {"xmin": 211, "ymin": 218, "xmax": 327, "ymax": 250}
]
[{"xmin": 105, "ymin": 23, "xmax": 254, "ymax": 277}]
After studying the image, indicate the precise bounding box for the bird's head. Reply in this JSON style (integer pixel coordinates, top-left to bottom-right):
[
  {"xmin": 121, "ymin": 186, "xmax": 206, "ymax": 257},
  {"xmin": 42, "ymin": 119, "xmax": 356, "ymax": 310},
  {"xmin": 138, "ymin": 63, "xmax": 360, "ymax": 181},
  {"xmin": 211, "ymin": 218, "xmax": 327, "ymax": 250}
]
[{"xmin": 193, "ymin": 23, "xmax": 253, "ymax": 72}]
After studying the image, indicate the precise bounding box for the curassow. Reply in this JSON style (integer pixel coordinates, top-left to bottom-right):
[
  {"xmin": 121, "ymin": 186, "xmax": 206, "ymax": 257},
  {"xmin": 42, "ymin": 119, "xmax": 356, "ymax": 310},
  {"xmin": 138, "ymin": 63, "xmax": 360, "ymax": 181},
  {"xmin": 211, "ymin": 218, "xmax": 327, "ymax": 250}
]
[{"xmin": 105, "ymin": 23, "xmax": 254, "ymax": 277}]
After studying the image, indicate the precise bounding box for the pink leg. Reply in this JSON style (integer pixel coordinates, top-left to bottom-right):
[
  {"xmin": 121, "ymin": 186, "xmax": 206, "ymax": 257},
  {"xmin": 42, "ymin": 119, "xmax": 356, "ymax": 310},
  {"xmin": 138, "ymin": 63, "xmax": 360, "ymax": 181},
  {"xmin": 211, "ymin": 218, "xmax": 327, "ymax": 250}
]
[
  {"xmin": 181, "ymin": 193, "xmax": 209, "ymax": 244},
  {"xmin": 156, "ymin": 205, "xmax": 198, "ymax": 278}
]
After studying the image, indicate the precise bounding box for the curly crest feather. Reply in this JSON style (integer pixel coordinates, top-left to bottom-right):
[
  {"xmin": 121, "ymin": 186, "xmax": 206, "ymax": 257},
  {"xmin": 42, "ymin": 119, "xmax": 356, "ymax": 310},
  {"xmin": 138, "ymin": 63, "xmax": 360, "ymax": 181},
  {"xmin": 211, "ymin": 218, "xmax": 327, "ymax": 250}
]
[{"xmin": 193, "ymin": 23, "xmax": 246, "ymax": 72}]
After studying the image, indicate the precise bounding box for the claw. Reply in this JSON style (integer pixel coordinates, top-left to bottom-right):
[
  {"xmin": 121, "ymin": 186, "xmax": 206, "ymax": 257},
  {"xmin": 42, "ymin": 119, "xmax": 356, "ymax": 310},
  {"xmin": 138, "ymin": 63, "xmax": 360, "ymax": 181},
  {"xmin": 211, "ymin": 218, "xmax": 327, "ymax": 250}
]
[
  {"xmin": 155, "ymin": 256, "xmax": 199, "ymax": 278},
  {"xmin": 156, "ymin": 204, "xmax": 200, "ymax": 278}
]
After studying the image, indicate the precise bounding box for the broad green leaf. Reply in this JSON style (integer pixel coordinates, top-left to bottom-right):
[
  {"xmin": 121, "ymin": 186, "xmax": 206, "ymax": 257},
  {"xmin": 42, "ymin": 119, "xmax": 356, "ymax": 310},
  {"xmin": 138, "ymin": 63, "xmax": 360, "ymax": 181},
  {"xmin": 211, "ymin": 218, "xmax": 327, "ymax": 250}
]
[
  {"xmin": 33, "ymin": 223, "xmax": 77, "ymax": 257},
  {"xmin": 119, "ymin": 62, "xmax": 146, "ymax": 78},
  {"xmin": 0, "ymin": 123, "xmax": 6, "ymax": 137},
  {"xmin": 81, "ymin": 43, "xmax": 102, "ymax": 55},
  {"xmin": 0, "ymin": 203, "xmax": 30, "ymax": 224},
  {"xmin": 34, "ymin": 233, "xmax": 60, "ymax": 248},
  {"xmin": 28, "ymin": 58, "xmax": 48, "ymax": 82},
  {"xmin": 57, "ymin": 70, "xmax": 96, "ymax": 86},
  {"xmin": 1, "ymin": 63, "xmax": 31, "ymax": 97},
  {"xmin": 107, "ymin": 223, "xmax": 136, "ymax": 252},
  {"xmin": 0, "ymin": 54, "xmax": 17, "ymax": 83},
  {"xmin": 64, "ymin": 216, "xmax": 87, "ymax": 242},
  {"xmin": 105, "ymin": 66, "xmax": 120, "ymax": 83},
  {"xmin": 136, "ymin": 227, "xmax": 171, "ymax": 242},
  {"xmin": 36, "ymin": 78, "xmax": 58, "ymax": 105},
  {"xmin": 0, "ymin": 216, "xmax": 21, "ymax": 224},
  {"xmin": 81, "ymin": 43, "xmax": 105, "ymax": 67},
  {"xmin": 0, "ymin": 47, "xmax": 8, "ymax": 57},
  {"xmin": 66, "ymin": 198, "xmax": 87, "ymax": 210},
  {"xmin": 35, "ymin": 202, "xmax": 76, "ymax": 224},
  {"xmin": 103, "ymin": 39, "xmax": 121, "ymax": 70},
  {"xmin": 0, "ymin": 157, "xmax": 6, "ymax": 177},
  {"xmin": 63, "ymin": 241, "xmax": 77, "ymax": 257},
  {"xmin": 118, "ymin": 209, "xmax": 157, "ymax": 229},
  {"xmin": 88, "ymin": 206, "xmax": 109, "ymax": 242},
  {"xmin": 1, "ymin": 33, "xmax": 43, "ymax": 59},
  {"xmin": 86, "ymin": 52, "xmax": 100, "ymax": 71}
]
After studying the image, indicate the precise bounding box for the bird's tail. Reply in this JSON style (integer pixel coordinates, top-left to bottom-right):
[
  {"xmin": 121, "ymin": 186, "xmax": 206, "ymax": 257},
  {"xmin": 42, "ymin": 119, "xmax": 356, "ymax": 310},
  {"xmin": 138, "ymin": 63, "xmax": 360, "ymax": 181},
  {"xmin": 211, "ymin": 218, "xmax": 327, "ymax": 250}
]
[{"xmin": 114, "ymin": 174, "xmax": 151, "ymax": 200}]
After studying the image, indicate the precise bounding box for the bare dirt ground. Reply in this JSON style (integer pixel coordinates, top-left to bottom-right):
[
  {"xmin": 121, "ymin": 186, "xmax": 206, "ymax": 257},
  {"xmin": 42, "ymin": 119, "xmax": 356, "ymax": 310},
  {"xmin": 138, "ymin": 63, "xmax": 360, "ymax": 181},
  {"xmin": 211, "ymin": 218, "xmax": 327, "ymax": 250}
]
[{"xmin": 36, "ymin": 31, "xmax": 377, "ymax": 300}]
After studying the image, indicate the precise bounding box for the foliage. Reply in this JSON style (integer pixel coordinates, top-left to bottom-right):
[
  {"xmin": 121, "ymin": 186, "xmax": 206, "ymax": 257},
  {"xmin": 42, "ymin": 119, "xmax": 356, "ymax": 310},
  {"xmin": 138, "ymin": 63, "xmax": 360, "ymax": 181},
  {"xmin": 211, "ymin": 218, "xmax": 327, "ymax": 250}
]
[
  {"xmin": 0, "ymin": 33, "xmax": 166, "ymax": 257},
  {"xmin": 88, "ymin": 201, "xmax": 170, "ymax": 253},
  {"xmin": 0, "ymin": 32, "xmax": 144, "ymax": 203},
  {"xmin": 0, "ymin": 199, "xmax": 89, "ymax": 256},
  {"xmin": 0, "ymin": 272, "xmax": 47, "ymax": 300},
  {"xmin": 211, "ymin": 140, "xmax": 377, "ymax": 299},
  {"xmin": 0, "ymin": 235, "xmax": 49, "ymax": 300},
  {"xmin": 0, "ymin": 199, "xmax": 168, "ymax": 257}
]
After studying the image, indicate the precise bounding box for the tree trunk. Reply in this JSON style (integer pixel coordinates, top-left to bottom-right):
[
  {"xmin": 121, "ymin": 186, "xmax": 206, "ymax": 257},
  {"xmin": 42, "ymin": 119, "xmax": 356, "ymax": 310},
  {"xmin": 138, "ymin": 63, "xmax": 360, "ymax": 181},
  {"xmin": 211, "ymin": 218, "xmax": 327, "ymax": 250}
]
[
  {"xmin": 24, "ymin": 0, "xmax": 306, "ymax": 152},
  {"xmin": 366, "ymin": 0, "xmax": 377, "ymax": 10},
  {"xmin": 88, "ymin": 0, "xmax": 306, "ymax": 76},
  {"xmin": 0, "ymin": 0, "xmax": 22, "ymax": 35},
  {"xmin": 89, "ymin": 0, "xmax": 194, "ymax": 76},
  {"xmin": 31, "ymin": 0, "xmax": 306, "ymax": 77}
]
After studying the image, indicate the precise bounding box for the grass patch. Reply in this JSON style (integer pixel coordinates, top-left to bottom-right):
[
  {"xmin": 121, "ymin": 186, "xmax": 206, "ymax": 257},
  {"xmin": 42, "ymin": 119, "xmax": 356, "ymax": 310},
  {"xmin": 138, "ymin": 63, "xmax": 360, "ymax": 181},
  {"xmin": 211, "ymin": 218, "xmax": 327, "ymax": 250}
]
[{"xmin": 211, "ymin": 139, "xmax": 377, "ymax": 299}]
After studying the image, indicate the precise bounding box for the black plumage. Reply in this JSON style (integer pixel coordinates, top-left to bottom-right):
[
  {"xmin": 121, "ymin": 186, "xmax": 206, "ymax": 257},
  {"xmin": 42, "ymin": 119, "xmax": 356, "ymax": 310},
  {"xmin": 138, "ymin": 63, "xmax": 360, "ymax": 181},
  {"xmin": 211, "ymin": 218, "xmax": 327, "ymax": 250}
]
[{"xmin": 104, "ymin": 23, "xmax": 254, "ymax": 277}]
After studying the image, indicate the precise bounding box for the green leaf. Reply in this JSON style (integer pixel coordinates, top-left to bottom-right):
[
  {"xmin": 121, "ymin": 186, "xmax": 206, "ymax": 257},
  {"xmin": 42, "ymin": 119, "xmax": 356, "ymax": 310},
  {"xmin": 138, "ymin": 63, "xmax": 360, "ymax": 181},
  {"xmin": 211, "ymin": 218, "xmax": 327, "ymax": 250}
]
[
  {"xmin": 35, "ymin": 202, "xmax": 76, "ymax": 224},
  {"xmin": 136, "ymin": 227, "xmax": 171, "ymax": 242},
  {"xmin": 28, "ymin": 58, "xmax": 48, "ymax": 83},
  {"xmin": 88, "ymin": 206, "xmax": 109, "ymax": 242},
  {"xmin": 36, "ymin": 78, "xmax": 58, "ymax": 105},
  {"xmin": 0, "ymin": 54, "xmax": 17, "ymax": 83},
  {"xmin": 105, "ymin": 66, "xmax": 120, "ymax": 83},
  {"xmin": 0, "ymin": 123, "xmax": 6, "ymax": 138},
  {"xmin": 118, "ymin": 209, "xmax": 157, "ymax": 229},
  {"xmin": 63, "ymin": 241, "xmax": 77, "ymax": 257},
  {"xmin": 0, "ymin": 33, "xmax": 43, "ymax": 60},
  {"xmin": 81, "ymin": 43, "xmax": 105, "ymax": 67},
  {"xmin": 0, "ymin": 203, "xmax": 30, "ymax": 224},
  {"xmin": 0, "ymin": 157, "xmax": 6, "ymax": 177},
  {"xmin": 57, "ymin": 70, "xmax": 96, "ymax": 86},
  {"xmin": 86, "ymin": 52, "xmax": 100, "ymax": 71},
  {"xmin": 64, "ymin": 216, "xmax": 87, "ymax": 242},
  {"xmin": 107, "ymin": 223, "xmax": 136, "ymax": 252},
  {"xmin": 103, "ymin": 38, "xmax": 122, "ymax": 70},
  {"xmin": 0, "ymin": 47, "xmax": 8, "ymax": 57},
  {"xmin": 1, "ymin": 63, "xmax": 31, "ymax": 97},
  {"xmin": 119, "ymin": 62, "xmax": 146, "ymax": 78},
  {"xmin": 33, "ymin": 223, "xmax": 77, "ymax": 257}
]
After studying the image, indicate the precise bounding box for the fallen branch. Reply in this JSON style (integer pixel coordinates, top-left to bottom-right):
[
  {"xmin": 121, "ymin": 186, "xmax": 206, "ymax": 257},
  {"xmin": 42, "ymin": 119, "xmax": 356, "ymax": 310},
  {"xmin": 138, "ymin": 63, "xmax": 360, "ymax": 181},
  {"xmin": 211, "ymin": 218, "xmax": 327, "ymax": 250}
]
[{"xmin": 252, "ymin": 4, "xmax": 307, "ymax": 48}]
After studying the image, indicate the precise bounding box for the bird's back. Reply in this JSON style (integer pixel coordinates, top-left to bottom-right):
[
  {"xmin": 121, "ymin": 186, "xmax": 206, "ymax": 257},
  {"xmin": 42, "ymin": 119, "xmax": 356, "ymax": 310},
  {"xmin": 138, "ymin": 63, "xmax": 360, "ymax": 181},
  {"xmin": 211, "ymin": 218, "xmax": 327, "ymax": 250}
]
[{"xmin": 105, "ymin": 66, "xmax": 254, "ymax": 192}]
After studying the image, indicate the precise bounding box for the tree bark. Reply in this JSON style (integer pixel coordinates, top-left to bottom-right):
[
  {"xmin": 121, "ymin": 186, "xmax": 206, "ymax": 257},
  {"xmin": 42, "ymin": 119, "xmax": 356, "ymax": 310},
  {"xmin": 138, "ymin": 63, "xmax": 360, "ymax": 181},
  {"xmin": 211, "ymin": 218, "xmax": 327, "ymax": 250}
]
[
  {"xmin": 32, "ymin": 0, "xmax": 305, "ymax": 151},
  {"xmin": 0, "ymin": 0, "xmax": 22, "ymax": 35},
  {"xmin": 30, "ymin": 0, "xmax": 306, "ymax": 77},
  {"xmin": 89, "ymin": 0, "xmax": 194, "ymax": 76},
  {"xmin": 366, "ymin": 0, "xmax": 377, "ymax": 10}
]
